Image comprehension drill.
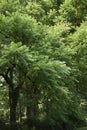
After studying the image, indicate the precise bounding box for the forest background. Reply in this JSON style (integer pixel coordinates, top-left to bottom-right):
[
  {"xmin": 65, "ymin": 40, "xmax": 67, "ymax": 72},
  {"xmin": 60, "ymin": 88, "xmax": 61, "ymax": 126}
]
[{"xmin": 0, "ymin": 0, "xmax": 87, "ymax": 130}]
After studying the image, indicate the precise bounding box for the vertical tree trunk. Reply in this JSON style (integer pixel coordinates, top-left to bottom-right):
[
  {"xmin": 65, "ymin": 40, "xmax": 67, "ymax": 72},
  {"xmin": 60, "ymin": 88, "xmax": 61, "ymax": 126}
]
[
  {"xmin": 9, "ymin": 88, "xmax": 19, "ymax": 124},
  {"xmin": 10, "ymin": 102, "xmax": 16, "ymax": 124},
  {"xmin": 19, "ymin": 99, "xmax": 22, "ymax": 123},
  {"xmin": 2, "ymin": 67, "xmax": 23, "ymax": 125}
]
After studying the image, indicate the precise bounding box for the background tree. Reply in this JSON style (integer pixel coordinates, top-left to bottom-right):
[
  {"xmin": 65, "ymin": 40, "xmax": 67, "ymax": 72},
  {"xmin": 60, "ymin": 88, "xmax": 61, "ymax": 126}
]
[
  {"xmin": 0, "ymin": 0, "xmax": 87, "ymax": 130},
  {"xmin": 59, "ymin": 0, "xmax": 87, "ymax": 26}
]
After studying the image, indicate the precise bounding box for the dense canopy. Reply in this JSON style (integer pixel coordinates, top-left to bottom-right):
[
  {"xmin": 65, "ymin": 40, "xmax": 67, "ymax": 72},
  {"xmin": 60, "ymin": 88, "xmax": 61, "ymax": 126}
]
[{"xmin": 0, "ymin": 0, "xmax": 87, "ymax": 130}]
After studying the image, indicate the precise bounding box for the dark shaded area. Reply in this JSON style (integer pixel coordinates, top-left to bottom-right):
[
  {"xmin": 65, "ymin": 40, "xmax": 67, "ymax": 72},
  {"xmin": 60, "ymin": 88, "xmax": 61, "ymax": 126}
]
[
  {"xmin": 0, "ymin": 119, "xmax": 6, "ymax": 130},
  {"xmin": 0, "ymin": 117, "xmax": 86, "ymax": 130}
]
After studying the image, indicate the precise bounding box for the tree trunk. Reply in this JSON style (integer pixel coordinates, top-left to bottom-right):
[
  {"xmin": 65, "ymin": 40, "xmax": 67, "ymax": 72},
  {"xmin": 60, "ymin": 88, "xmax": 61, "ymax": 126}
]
[
  {"xmin": 9, "ymin": 87, "xmax": 19, "ymax": 124},
  {"xmin": 19, "ymin": 99, "xmax": 22, "ymax": 123},
  {"xmin": 10, "ymin": 102, "xmax": 16, "ymax": 124},
  {"xmin": 1, "ymin": 67, "xmax": 23, "ymax": 125}
]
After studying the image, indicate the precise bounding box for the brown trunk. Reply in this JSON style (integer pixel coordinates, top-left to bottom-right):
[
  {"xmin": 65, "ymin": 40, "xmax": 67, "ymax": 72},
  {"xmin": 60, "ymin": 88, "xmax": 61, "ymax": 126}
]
[
  {"xmin": 10, "ymin": 102, "xmax": 16, "ymax": 124},
  {"xmin": 1, "ymin": 66, "xmax": 23, "ymax": 125},
  {"xmin": 9, "ymin": 88, "xmax": 19, "ymax": 124}
]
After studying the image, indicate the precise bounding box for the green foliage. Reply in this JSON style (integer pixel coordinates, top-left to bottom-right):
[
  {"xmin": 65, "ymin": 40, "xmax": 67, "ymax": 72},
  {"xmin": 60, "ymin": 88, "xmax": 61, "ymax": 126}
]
[
  {"xmin": 25, "ymin": 2, "xmax": 45, "ymax": 21},
  {"xmin": 0, "ymin": 42, "xmax": 30, "ymax": 74},
  {"xmin": 70, "ymin": 21, "xmax": 87, "ymax": 98},
  {"xmin": 0, "ymin": 13, "xmax": 41, "ymax": 45},
  {"xmin": 0, "ymin": 0, "xmax": 21, "ymax": 15},
  {"xmin": 59, "ymin": 0, "xmax": 87, "ymax": 26},
  {"xmin": 0, "ymin": 0, "xmax": 87, "ymax": 129}
]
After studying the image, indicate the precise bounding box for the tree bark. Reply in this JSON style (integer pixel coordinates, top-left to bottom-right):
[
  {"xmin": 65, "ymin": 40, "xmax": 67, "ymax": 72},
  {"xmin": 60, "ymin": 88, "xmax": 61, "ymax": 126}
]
[
  {"xmin": 1, "ymin": 66, "xmax": 23, "ymax": 125},
  {"xmin": 19, "ymin": 99, "xmax": 22, "ymax": 123},
  {"xmin": 9, "ymin": 87, "xmax": 19, "ymax": 124}
]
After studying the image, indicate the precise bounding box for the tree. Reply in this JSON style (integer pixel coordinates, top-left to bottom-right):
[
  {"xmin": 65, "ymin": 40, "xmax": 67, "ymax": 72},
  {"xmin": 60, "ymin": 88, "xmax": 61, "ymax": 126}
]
[
  {"xmin": 70, "ymin": 21, "xmax": 87, "ymax": 99},
  {"xmin": 0, "ymin": 42, "xmax": 31, "ymax": 124},
  {"xmin": 59, "ymin": 0, "xmax": 87, "ymax": 26},
  {"xmin": 0, "ymin": 0, "xmax": 87, "ymax": 129}
]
